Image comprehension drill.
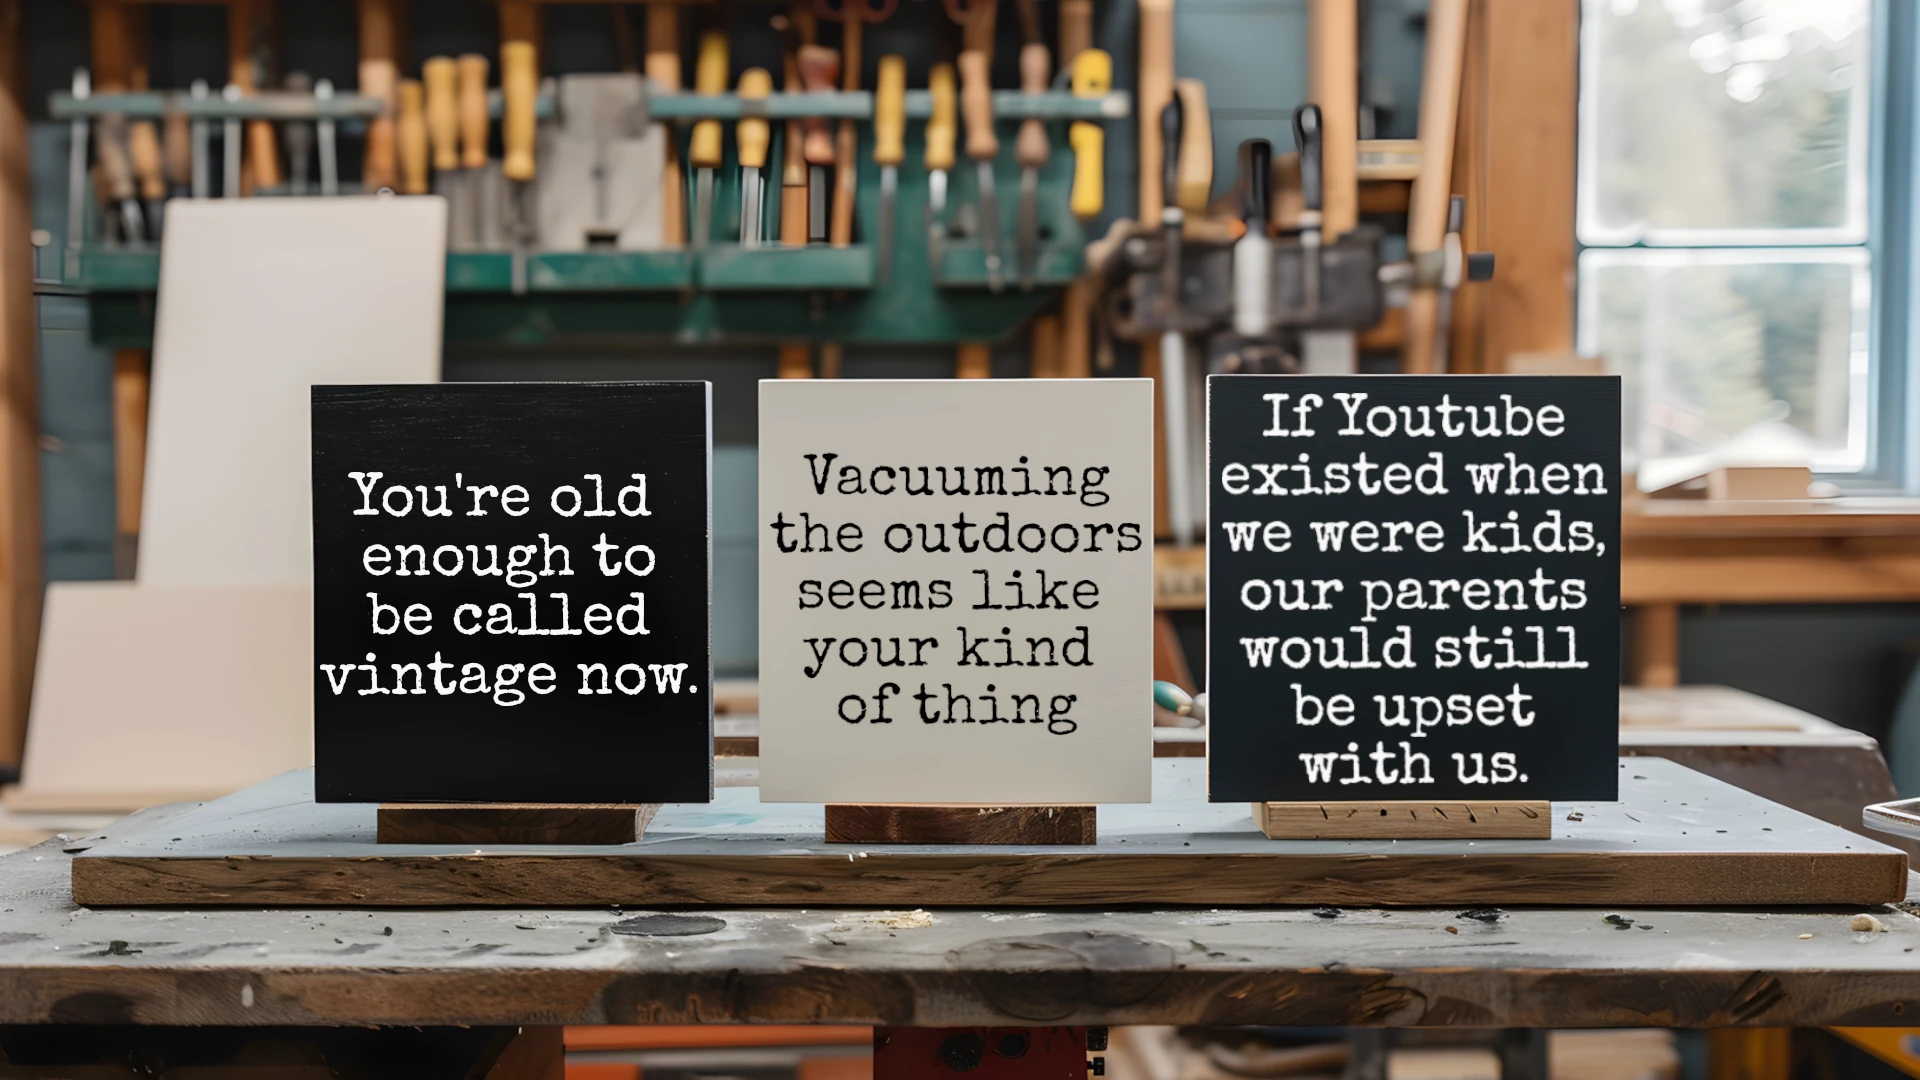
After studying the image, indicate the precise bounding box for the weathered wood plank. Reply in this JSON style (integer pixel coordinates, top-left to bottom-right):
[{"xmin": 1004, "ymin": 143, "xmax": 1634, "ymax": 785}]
[
  {"xmin": 67, "ymin": 758, "xmax": 1909, "ymax": 908},
  {"xmin": 825, "ymin": 805, "xmax": 1096, "ymax": 845},
  {"xmin": 377, "ymin": 804, "xmax": 660, "ymax": 845},
  {"xmin": 1255, "ymin": 801, "xmax": 1548, "ymax": 839}
]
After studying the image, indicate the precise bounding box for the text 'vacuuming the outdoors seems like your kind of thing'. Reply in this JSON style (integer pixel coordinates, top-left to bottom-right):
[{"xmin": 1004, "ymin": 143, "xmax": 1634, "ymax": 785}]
[{"xmin": 1207, "ymin": 376, "xmax": 1621, "ymax": 804}]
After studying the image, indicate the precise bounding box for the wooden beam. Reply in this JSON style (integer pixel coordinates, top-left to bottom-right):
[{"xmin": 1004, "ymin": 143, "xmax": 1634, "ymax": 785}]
[
  {"xmin": 0, "ymin": 0, "xmax": 38, "ymax": 766},
  {"xmin": 1632, "ymin": 603, "xmax": 1680, "ymax": 688},
  {"xmin": 1401, "ymin": 0, "xmax": 1468, "ymax": 374},
  {"xmin": 1474, "ymin": 0, "xmax": 1576, "ymax": 370}
]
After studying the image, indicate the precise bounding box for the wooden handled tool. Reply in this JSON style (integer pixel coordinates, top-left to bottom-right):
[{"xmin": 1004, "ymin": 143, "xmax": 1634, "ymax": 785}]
[
  {"xmin": 797, "ymin": 44, "xmax": 840, "ymax": 242},
  {"xmin": 424, "ymin": 58, "xmax": 458, "ymax": 174},
  {"xmin": 163, "ymin": 100, "xmax": 191, "ymax": 196},
  {"xmin": 1067, "ymin": 49, "xmax": 1109, "ymax": 222},
  {"xmin": 874, "ymin": 54, "xmax": 906, "ymax": 283},
  {"xmin": 456, "ymin": 55, "xmax": 490, "ymax": 170},
  {"xmin": 689, "ymin": 30, "xmax": 729, "ymax": 249},
  {"xmin": 924, "ymin": 61, "xmax": 956, "ymax": 269},
  {"xmin": 1014, "ymin": 42, "xmax": 1050, "ymax": 288},
  {"xmin": 96, "ymin": 113, "xmax": 146, "ymax": 243},
  {"xmin": 358, "ymin": 0, "xmax": 399, "ymax": 192},
  {"xmin": 1233, "ymin": 137, "xmax": 1273, "ymax": 337},
  {"xmin": 228, "ymin": 0, "xmax": 281, "ymax": 192},
  {"xmin": 737, "ymin": 67, "xmax": 773, "ymax": 246},
  {"xmin": 397, "ymin": 79, "xmax": 428, "ymax": 195},
  {"xmin": 645, "ymin": 3, "xmax": 684, "ymax": 247},
  {"xmin": 776, "ymin": 9, "xmax": 812, "ymax": 247},
  {"xmin": 958, "ymin": 49, "xmax": 1002, "ymax": 292},
  {"xmin": 1172, "ymin": 79, "xmax": 1212, "ymax": 215},
  {"xmin": 1404, "ymin": 0, "xmax": 1469, "ymax": 374},
  {"xmin": 502, "ymin": 42, "xmax": 538, "ymax": 184},
  {"xmin": 830, "ymin": 16, "xmax": 863, "ymax": 248}
]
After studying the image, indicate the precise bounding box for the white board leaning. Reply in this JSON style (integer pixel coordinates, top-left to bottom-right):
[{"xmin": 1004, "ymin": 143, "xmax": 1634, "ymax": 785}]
[{"xmin": 757, "ymin": 378, "xmax": 1155, "ymax": 805}]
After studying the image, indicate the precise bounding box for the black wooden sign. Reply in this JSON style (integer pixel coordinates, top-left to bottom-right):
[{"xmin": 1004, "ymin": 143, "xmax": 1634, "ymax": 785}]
[
  {"xmin": 311, "ymin": 383, "xmax": 712, "ymax": 804},
  {"xmin": 1206, "ymin": 375, "xmax": 1620, "ymax": 803}
]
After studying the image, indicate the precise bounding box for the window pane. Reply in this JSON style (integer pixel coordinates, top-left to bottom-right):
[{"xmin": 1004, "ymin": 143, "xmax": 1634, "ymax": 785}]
[
  {"xmin": 1578, "ymin": 0, "xmax": 1870, "ymax": 245},
  {"xmin": 1577, "ymin": 249, "xmax": 1869, "ymax": 481}
]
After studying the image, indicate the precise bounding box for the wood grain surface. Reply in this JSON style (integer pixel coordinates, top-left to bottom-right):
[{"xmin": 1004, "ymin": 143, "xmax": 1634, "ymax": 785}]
[
  {"xmin": 1256, "ymin": 800, "xmax": 1548, "ymax": 839},
  {"xmin": 8, "ymin": 829, "xmax": 1920, "ymax": 1027},
  {"xmin": 68, "ymin": 758, "xmax": 1907, "ymax": 909},
  {"xmin": 824, "ymin": 804, "xmax": 1096, "ymax": 845},
  {"xmin": 378, "ymin": 804, "xmax": 661, "ymax": 845}
]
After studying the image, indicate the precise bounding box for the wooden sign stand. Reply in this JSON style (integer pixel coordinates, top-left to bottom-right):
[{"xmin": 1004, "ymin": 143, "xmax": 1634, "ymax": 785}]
[
  {"xmin": 1253, "ymin": 800, "xmax": 1549, "ymax": 840},
  {"xmin": 825, "ymin": 804, "xmax": 1098, "ymax": 846},
  {"xmin": 378, "ymin": 803, "xmax": 662, "ymax": 845}
]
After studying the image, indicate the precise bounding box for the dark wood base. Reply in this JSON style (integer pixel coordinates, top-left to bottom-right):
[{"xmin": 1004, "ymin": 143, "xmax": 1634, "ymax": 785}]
[
  {"xmin": 824, "ymin": 804, "xmax": 1097, "ymax": 845},
  {"xmin": 1255, "ymin": 801, "xmax": 1550, "ymax": 839},
  {"xmin": 377, "ymin": 803, "xmax": 661, "ymax": 845}
]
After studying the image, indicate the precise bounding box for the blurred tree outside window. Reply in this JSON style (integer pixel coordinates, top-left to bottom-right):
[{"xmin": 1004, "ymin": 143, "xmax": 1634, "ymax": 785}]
[{"xmin": 1577, "ymin": 0, "xmax": 1871, "ymax": 486}]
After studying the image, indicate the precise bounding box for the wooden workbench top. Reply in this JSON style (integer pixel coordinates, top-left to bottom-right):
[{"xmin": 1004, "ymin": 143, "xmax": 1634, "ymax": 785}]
[
  {"xmin": 1624, "ymin": 497, "xmax": 1920, "ymax": 539},
  {"xmin": 5, "ymin": 828, "xmax": 1920, "ymax": 1028}
]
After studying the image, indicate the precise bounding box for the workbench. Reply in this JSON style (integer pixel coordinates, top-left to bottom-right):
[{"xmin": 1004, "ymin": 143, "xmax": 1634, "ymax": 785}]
[{"xmin": 2, "ymin": 826, "xmax": 1919, "ymax": 1029}]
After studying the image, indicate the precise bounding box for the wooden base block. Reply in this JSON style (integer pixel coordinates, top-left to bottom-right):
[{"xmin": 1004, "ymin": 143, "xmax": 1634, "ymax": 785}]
[
  {"xmin": 377, "ymin": 803, "xmax": 660, "ymax": 845},
  {"xmin": 1255, "ymin": 801, "xmax": 1550, "ymax": 839},
  {"xmin": 825, "ymin": 804, "xmax": 1096, "ymax": 845}
]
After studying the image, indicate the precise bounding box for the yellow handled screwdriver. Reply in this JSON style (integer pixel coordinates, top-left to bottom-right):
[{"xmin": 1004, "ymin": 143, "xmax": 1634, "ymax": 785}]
[
  {"xmin": 689, "ymin": 31, "xmax": 729, "ymax": 249},
  {"xmin": 1067, "ymin": 49, "xmax": 1111, "ymax": 222},
  {"xmin": 924, "ymin": 61, "xmax": 956, "ymax": 273},
  {"xmin": 737, "ymin": 67, "xmax": 773, "ymax": 246},
  {"xmin": 874, "ymin": 54, "xmax": 906, "ymax": 285}
]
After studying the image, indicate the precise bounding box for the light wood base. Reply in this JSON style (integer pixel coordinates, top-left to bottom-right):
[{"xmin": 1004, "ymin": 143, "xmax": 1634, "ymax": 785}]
[
  {"xmin": 824, "ymin": 804, "xmax": 1096, "ymax": 845},
  {"xmin": 1255, "ymin": 800, "xmax": 1550, "ymax": 839},
  {"xmin": 377, "ymin": 803, "xmax": 660, "ymax": 845}
]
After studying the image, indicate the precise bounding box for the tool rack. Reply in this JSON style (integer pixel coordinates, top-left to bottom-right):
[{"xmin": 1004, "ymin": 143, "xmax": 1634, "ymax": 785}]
[{"xmin": 50, "ymin": 80, "xmax": 1130, "ymax": 348}]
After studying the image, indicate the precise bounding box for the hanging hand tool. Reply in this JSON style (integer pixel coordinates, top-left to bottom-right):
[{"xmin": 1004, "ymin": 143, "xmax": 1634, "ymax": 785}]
[
  {"xmin": 797, "ymin": 44, "xmax": 839, "ymax": 243},
  {"xmin": 424, "ymin": 57, "xmax": 459, "ymax": 203},
  {"xmin": 455, "ymin": 54, "xmax": 490, "ymax": 247},
  {"xmin": 873, "ymin": 54, "xmax": 905, "ymax": 282},
  {"xmin": 502, "ymin": 39, "xmax": 539, "ymax": 286},
  {"xmin": 314, "ymin": 77, "xmax": 340, "ymax": 196},
  {"xmin": 774, "ymin": 10, "xmax": 813, "ymax": 246},
  {"xmin": 397, "ymin": 78, "xmax": 428, "ymax": 195},
  {"xmin": 188, "ymin": 78, "xmax": 211, "ymax": 198},
  {"xmin": 688, "ymin": 30, "xmax": 729, "ymax": 250},
  {"xmin": 646, "ymin": 4, "xmax": 684, "ymax": 246},
  {"xmin": 227, "ymin": 0, "xmax": 281, "ymax": 193},
  {"xmin": 1293, "ymin": 103, "xmax": 1322, "ymax": 319},
  {"xmin": 358, "ymin": 0, "xmax": 399, "ymax": 192},
  {"xmin": 282, "ymin": 71, "xmax": 313, "ymax": 194},
  {"xmin": 221, "ymin": 83, "xmax": 244, "ymax": 197},
  {"xmin": 924, "ymin": 60, "xmax": 956, "ymax": 272},
  {"xmin": 1232, "ymin": 138, "xmax": 1272, "ymax": 338},
  {"xmin": 128, "ymin": 117, "xmax": 164, "ymax": 236},
  {"xmin": 163, "ymin": 91, "xmax": 191, "ymax": 207},
  {"xmin": 958, "ymin": 49, "xmax": 1003, "ymax": 292},
  {"xmin": 1014, "ymin": 40, "xmax": 1050, "ymax": 288},
  {"xmin": 1158, "ymin": 91, "xmax": 1194, "ymax": 548},
  {"xmin": 97, "ymin": 112, "xmax": 146, "ymax": 243},
  {"xmin": 737, "ymin": 67, "xmax": 774, "ymax": 246},
  {"xmin": 817, "ymin": 0, "xmax": 893, "ymax": 248},
  {"xmin": 1067, "ymin": 50, "xmax": 1109, "ymax": 224}
]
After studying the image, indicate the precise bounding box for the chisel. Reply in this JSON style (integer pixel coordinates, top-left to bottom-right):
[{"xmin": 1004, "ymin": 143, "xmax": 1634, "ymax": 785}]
[
  {"xmin": 423, "ymin": 57, "xmax": 459, "ymax": 205},
  {"xmin": 873, "ymin": 54, "xmax": 905, "ymax": 283},
  {"xmin": 797, "ymin": 44, "xmax": 839, "ymax": 243},
  {"xmin": 501, "ymin": 39, "xmax": 539, "ymax": 286},
  {"xmin": 736, "ymin": 67, "xmax": 773, "ymax": 246},
  {"xmin": 456, "ymin": 54, "xmax": 490, "ymax": 247},
  {"xmin": 829, "ymin": 12, "xmax": 862, "ymax": 249},
  {"xmin": 163, "ymin": 91, "xmax": 191, "ymax": 205},
  {"xmin": 314, "ymin": 77, "xmax": 339, "ymax": 196},
  {"xmin": 1232, "ymin": 138, "xmax": 1272, "ymax": 338},
  {"xmin": 1014, "ymin": 41, "xmax": 1049, "ymax": 289},
  {"xmin": 924, "ymin": 61, "xmax": 955, "ymax": 273},
  {"xmin": 221, "ymin": 83, "xmax": 243, "ymax": 197},
  {"xmin": 96, "ymin": 113, "xmax": 146, "ymax": 243},
  {"xmin": 688, "ymin": 31, "xmax": 729, "ymax": 250},
  {"xmin": 1158, "ymin": 91, "xmax": 1194, "ymax": 548},
  {"xmin": 282, "ymin": 71, "xmax": 313, "ymax": 194},
  {"xmin": 774, "ymin": 10, "xmax": 812, "ymax": 247},
  {"xmin": 1293, "ymin": 102, "xmax": 1322, "ymax": 318},
  {"xmin": 189, "ymin": 78, "xmax": 212, "ymax": 199},
  {"xmin": 128, "ymin": 114, "xmax": 164, "ymax": 237},
  {"xmin": 396, "ymin": 78, "xmax": 428, "ymax": 195},
  {"xmin": 958, "ymin": 49, "xmax": 1003, "ymax": 292}
]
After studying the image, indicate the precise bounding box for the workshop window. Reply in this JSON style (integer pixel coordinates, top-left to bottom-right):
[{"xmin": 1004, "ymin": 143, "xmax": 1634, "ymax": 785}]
[{"xmin": 1575, "ymin": 0, "xmax": 1873, "ymax": 486}]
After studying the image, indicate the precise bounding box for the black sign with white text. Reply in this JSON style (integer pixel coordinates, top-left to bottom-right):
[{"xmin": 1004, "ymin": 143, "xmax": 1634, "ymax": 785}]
[
  {"xmin": 311, "ymin": 383, "xmax": 712, "ymax": 804},
  {"xmin": 1206, "ymin": 375, "xmax": 1620, "ymax": 803}
]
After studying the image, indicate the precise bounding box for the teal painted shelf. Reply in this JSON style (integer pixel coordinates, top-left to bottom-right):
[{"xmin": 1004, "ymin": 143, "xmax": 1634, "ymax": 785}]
[
  {"xmin": 529, "ymin": 251, "xmax": 693, "ymax": 291},
  {"xmin": 75, "ymin": 249, "xmax": 160, "ymax": 290},
  {"xmin": 935, "ymin": 244, "xmax": 1083, "ymax": 289},
  {"xmin": 697, "ymin": 245, "xmax": 874, "ymax": 290}
]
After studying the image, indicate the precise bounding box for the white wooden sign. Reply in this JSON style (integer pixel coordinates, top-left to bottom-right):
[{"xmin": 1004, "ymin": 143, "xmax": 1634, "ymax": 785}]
[{"xmin": 758, "ymin": 379, "xmax": 1155, "ymax": 804}]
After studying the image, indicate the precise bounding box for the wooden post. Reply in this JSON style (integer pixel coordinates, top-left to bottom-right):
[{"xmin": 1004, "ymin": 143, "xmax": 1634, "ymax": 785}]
[
  {"xmin": 1467, "ymin": 0, "xmax": 1576, "ymax": 372},
  {"xmin": 1401, "ymin": 0, "xmax": 1469, "ymax": 374},
  {"xmin": 1445, "ymin": 0, "xmax": 1487, "ymax": 372},
  {"xmin": 1139, "ymin": 0, "xmax": 1173, "ymax": 539},
  {"xmin": 1308, "ymin": 0, "xmax": 1357, "ymax": 240},
  {"xmin": 646, "ymin": 3, "xmax": 684, "ymax": 246},
  {"xmin": 1028, "ymin": 314, "xmax": 1060, "ymax": 378},
  {"xmin": 1632, "ymin": 603, "xmax": 1681, "ymax": 688},
  {"xmin": 0, "ymin": 0, "xmax": 39, "ymax": 766}
]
